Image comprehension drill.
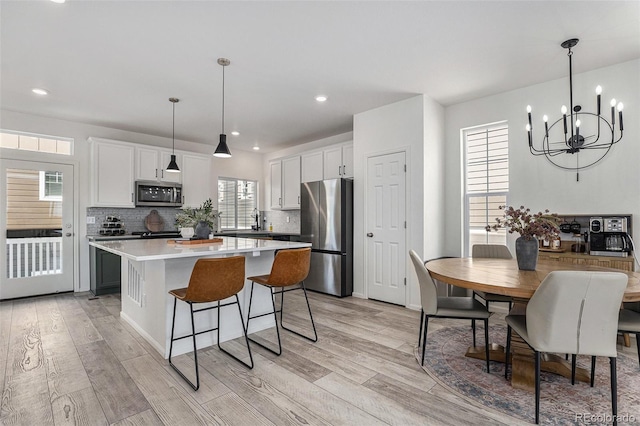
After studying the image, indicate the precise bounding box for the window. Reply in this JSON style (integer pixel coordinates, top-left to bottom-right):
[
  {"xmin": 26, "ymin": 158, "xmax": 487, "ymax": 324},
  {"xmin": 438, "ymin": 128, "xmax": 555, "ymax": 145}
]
[
  {"xmin": 39, "ymin": 171, "xmax": 63, "ymax": 201},
  {"xmin": 217, "ymin": 178, "xmax": 258, "ymax": 230},
  {"xmin": 0, "ymin": 130, "xmax": 73, "ymax": 155},
  {"xmin": 463, "ymin": 122, "xmax": 509, "ymax": 256}
]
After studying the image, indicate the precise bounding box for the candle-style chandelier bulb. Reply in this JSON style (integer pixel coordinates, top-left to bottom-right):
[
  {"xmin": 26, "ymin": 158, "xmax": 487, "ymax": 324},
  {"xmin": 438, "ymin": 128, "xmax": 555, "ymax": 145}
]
[
  {"xmin": 595, "ymin": 85, "xmax": 602, "ymax": 95},
  {"xmin": 561, "ymin": 105, "xmax": 567, "ymax": 114}
]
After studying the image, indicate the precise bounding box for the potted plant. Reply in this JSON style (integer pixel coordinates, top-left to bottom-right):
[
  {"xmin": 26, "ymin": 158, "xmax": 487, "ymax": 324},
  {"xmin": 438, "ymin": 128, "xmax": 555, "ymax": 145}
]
[
  {"xmin": 175, "ymin": 199, "xmax": 220, "ymax": 239},
  {"xmin": 486, "ymin": 205, "xmax": 560, "ymax": 270}
]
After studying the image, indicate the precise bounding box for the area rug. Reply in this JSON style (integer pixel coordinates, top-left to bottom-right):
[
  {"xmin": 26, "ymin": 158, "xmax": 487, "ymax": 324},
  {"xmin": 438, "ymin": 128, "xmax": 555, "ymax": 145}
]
[{"xmin": 415, "ymin": 324, "xmax": 640, "ymax": 425}]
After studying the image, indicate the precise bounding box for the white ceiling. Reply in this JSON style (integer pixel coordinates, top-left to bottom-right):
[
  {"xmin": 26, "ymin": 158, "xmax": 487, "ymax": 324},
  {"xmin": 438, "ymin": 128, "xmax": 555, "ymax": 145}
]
[{"xmin": 1, "ymin": 1, "xmax": 639, "ymax": 153}]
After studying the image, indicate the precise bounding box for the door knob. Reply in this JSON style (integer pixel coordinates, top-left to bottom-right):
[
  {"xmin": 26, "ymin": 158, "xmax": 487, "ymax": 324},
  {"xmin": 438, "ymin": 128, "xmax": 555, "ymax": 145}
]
[
  {"xmin": 65, "ymin": 232, "xmax": 72, "ymax": 237},
  {"xmin": 367, "ymin": 233, "xmax": 374, "ymax": 237}
]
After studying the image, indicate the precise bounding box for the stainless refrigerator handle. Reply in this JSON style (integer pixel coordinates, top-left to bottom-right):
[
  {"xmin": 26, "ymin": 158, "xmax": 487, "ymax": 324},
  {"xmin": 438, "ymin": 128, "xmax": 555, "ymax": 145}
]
[{"xmin": 367, "ymin": 232, "xmax": 374, "ymax": 237}]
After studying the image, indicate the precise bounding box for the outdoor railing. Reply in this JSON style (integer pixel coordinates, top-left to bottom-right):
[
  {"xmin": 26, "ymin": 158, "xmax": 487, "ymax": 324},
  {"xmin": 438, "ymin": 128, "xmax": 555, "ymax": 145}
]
[{"xmin": 6, "ymin": 237, "xmax": 62, "ymax": 278}]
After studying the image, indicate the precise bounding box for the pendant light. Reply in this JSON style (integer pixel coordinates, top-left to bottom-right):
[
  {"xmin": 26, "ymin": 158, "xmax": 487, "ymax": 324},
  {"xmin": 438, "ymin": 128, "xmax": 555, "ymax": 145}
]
[
  {"xmin": 166, "ymin": 97, "xmax": 180, "ymax": 173},
  {"xmin": 214, "ymin": 58, "xmax": 232, "ymax": 158}
]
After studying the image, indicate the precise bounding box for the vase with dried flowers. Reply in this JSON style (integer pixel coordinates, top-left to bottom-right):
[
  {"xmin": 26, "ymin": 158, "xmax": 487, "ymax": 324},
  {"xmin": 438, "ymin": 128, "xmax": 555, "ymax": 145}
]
[{"xmin": 486, "ymin": 205, "xmax": 560, "ymax": 270}]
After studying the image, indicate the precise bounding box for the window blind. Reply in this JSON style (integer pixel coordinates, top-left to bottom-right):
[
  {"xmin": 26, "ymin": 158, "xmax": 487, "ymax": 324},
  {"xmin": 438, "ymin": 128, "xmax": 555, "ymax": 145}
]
[
  {"xmin": 464, "ymin": 123, "xmax": 509, "ymax": 255},
  {"xmin": 217, "ymin": 178, "xmax": 257, "ymax": 230}
]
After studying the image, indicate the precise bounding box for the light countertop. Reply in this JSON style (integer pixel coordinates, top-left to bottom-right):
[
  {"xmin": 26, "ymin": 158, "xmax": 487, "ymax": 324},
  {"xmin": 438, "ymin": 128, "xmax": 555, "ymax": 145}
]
[{"xmin": 89, "ymin": 236, "xmax": 310, "ymax": 261}]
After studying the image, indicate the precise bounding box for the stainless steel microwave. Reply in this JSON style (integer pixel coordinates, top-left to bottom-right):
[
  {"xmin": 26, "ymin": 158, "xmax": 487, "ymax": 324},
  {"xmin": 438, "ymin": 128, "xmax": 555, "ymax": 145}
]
[{"xmin": 135, "ymin": 181, "xmax": 182, "ymax": 207}]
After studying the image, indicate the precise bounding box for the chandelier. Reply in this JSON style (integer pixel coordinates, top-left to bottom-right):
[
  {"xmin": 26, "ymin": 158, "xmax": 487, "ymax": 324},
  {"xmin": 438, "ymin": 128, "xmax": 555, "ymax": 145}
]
[{"xmin": 527, "ymin": 38, "xmax": 624, "ymax": 181}]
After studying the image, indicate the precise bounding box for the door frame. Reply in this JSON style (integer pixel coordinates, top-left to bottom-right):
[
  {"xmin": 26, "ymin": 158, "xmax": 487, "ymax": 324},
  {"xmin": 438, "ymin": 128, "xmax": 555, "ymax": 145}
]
[
  {"xmin": 0, "ymin": 149, "xmax": 80, "ymax": 294},
  {"xmin": 363, "ymin": 147, "xmax": 409, "ymax": 306}
]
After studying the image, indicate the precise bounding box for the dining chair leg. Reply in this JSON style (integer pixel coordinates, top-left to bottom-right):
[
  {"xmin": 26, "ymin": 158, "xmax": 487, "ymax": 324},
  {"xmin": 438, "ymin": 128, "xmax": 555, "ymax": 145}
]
[
  {"xmin": 505, "ymin": 326, "xmax": 512, "ymax": 379},
  {"xmin": 418, "ymin": 308, "xmax": 424, "ymax": 348},
  {"xmin": 535, "ymin": 350, "xmax": 541, "ymax": 425},
  {"xmin": 216, "ymin": 296, "xmax": 254, "ymax": 369},
  {"xmin": 421, "ymin": 315, "xmax": 429, "ymax": 366},
  {"xmin": 483, "ymin": 318, "xmax": 490, "ymax": 374},
  {"xmin": 610, "ymin": 357, "xmax": 618, "ymax": 426},
  {"xmin": 571, "ymin": 354, "xmax": 577, "ymax": 385},
  {"xmin": 590, "ymin": 356, "xmax": 596, "ymax": 387},
  {"xmin": 472, "ymin": 319, "xmax": 476, "ymax": 347},
  {"xmin": 636, "ymin": 333, "xmax": 640, "ymax": 367}
]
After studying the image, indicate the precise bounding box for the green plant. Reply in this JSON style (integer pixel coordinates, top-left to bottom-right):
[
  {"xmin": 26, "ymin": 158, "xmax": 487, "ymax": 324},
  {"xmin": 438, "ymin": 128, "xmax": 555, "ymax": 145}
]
[
  {"xmin": 486, "ymin": 205, "xmax": 560, "ymax": 241},
  {"xmin": 175, "ymin": 198, "xmax": 219, "ymax": 229}
]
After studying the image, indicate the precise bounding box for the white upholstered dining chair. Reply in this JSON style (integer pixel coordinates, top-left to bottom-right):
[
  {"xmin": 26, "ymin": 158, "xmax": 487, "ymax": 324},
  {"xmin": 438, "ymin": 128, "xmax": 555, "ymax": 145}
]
[
  {"xmin": 410, "ymin": 250, "xmax": 492, "ymax": 373},
  {"xmin": 504, "ymin": 271, "xmax": 628, "ymax": 425},
  {"xmin": 471, "ymin": 244, "xmax": 514, "ymax": 311},
  {"xmin": 618, "ymin": 306, "xmax": 640, "ymax": 367}
]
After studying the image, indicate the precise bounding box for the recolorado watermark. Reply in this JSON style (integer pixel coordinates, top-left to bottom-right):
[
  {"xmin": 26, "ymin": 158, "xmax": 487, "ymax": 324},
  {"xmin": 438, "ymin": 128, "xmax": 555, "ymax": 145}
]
[{"xmin": 576, "ymin": 413, "xmax": 636, "ymax": 423}]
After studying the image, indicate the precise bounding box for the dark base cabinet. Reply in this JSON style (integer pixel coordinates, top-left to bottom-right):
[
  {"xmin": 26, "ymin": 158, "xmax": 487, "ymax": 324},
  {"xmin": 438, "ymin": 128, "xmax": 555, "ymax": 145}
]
[{"xmin": 90, "ymin": 246, "xmax": 121, "ymax": 296}]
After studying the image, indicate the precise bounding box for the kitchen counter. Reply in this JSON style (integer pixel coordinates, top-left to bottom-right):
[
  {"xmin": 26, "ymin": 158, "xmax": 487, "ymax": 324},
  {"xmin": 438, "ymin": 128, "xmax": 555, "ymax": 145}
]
[{"xmin": 88, "ymin": 237, "xmax": 310, "ymax": 358}]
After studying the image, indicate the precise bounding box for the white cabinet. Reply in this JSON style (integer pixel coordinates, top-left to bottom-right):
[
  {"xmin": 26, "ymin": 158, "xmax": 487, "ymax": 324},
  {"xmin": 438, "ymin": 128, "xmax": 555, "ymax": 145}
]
[
  {"xmin": 181, "ymin": 154, "xmax": 212, "ymax": 208},
  {"xmin": 282, "ymin": 156, "xmax": 301, "ymax": 209},
  {"xmin": 269, "ymin": 161, "xmax": 283, "ymax": 209},
  {"xmin": 89, "ymin": 138, "xmax": 135, "ymax": 207},
  {"xmin": 136, "ymin": 147, "xmax": 181, "ymax": 183},
  {"xmin": 323, "ymin": 143, "xmax": 353, "ymax": 179},
  {"xmin": 270, "ymin": 156, "xmax": 301, "ymax": 210},
  {"xmin": 301, "ymin": 151, "xmax": 324, "ymax": 182}
]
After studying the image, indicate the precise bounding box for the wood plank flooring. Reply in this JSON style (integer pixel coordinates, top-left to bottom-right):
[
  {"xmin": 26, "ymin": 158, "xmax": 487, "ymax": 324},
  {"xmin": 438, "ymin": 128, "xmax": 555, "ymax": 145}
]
[{"xmin": 1, "ymin": 290, "xmax": 635, "ymax": 425}]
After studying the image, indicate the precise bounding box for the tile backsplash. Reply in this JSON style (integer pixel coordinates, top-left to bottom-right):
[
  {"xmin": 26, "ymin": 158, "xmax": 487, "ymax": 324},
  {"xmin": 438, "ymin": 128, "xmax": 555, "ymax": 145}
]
[
  {"xmin": 261, "ymin": 210, "xmax": 300, "ymax": 234},
  {"xmin": 86, "ymin": 207, "xmax": 220, "ymax": 235}
]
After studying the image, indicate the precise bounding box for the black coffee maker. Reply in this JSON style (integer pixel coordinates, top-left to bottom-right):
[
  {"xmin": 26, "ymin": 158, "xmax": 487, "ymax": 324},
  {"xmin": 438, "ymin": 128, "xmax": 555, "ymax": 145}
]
[{"xmin": 589, "ymin": 217, "xmax": 631, "ymax": 257}]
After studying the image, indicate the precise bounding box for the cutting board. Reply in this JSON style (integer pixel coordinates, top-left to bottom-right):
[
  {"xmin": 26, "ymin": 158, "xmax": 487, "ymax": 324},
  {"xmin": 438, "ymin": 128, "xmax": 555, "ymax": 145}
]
[
  {"xmin": 167, "ymin": 238, "xmax": 223, "ymax": 245},
  {"xmin": 145, "ymin": 210, "xmax": 164, "ymax": 232}
]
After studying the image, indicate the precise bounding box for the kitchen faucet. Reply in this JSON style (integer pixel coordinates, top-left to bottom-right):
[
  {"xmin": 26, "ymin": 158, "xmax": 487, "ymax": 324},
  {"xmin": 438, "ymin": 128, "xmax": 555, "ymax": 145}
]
[{"xmin": 252, "ymin": 208, "xmax": 260, "ymax": 231}]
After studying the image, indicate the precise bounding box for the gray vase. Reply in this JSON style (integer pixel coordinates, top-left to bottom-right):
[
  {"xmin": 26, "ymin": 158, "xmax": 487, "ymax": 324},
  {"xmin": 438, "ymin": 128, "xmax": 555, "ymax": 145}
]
[
  {"xmin": 194, "ymin": 221, "xmax": 210, "ymax": 239},
  {"xmin": 515, "ymin": 236, "xmax": 538, "ymax": 270}
]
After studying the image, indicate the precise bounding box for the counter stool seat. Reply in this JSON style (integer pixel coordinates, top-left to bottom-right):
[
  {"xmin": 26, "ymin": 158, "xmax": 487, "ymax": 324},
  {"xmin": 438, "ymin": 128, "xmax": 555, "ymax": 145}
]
[
  {"xmin": 246, "ymin": 247, "xmax": 317, "ymax": 355},
  {"xmin": 168, "ymin": 256, "xmax": 253, "ymax": 391}
]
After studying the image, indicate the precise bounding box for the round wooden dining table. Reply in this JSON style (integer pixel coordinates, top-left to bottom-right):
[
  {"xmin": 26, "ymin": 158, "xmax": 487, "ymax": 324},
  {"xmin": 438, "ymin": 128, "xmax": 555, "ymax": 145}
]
[{"xmin": 425, "ymin": 258, "xmax": 640, "ymax": 391}]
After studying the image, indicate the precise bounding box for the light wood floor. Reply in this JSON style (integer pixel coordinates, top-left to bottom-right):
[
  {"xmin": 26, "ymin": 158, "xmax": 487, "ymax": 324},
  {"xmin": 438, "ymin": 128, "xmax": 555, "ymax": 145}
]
[{"xmin": 1, "ymin": 290, "xmax": 635, "ymax": 425}]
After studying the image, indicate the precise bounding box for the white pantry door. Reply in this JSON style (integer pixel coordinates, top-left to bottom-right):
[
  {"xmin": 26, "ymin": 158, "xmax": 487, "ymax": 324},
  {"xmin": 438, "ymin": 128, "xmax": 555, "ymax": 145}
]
[
  {"xmin": 1, "ymin": 159, "xmax": 75, "ymax": 299},
  {"xmin": 366, "ymin": 151, "xmax": 406, "ymax": 305}
]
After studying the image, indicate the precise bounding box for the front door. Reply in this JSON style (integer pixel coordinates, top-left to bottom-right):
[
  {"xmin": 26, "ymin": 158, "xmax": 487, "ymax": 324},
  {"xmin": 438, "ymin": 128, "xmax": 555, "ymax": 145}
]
[
  {"xmin": 1, "ymin": 159, "xmax": 74, "ymax": 299},
  {"xmin": 366, "ymin": 151, "xmax": 406, "ymax": 305}
]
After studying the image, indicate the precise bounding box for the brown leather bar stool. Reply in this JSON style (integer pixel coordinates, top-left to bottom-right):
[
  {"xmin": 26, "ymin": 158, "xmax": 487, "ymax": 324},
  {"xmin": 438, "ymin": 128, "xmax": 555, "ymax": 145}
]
[
  {"xmin": 168, "ymin": 256, "xmax": 253, "ymax": 391},
  {"xmin": 245, "ymin": 247, "xmax": 317, "ymax": 355}
]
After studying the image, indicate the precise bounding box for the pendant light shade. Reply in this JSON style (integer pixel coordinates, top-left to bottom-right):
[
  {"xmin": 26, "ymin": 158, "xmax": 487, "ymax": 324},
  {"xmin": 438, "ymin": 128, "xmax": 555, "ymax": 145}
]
[
  {"xmin": 166, "ymin": 97, "xmax": 181, "ymax": 173},
  {"xmin": 213, "ymin": 58, "xmax": 232, "ymax": 158},
  {"xmin": 214, "ymin": 134, "xmax": 232, "ymax": 158}
]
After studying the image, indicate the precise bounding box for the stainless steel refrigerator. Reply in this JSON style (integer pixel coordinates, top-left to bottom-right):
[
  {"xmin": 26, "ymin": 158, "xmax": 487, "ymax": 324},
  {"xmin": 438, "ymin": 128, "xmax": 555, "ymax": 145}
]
[{"xmin": 300, "ymin": 179, "xmax": 353, "ymax": 297}]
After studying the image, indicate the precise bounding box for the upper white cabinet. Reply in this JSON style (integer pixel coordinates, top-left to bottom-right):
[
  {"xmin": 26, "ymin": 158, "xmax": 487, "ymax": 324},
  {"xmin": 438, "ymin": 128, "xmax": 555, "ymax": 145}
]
[
  {"xmin": 323, "ymin": 143, "xmax": 353, "ymax": 179},
  {"xmin": 181, "ymin": 154, "xmax": 212, "ymax": 208},
  {"xmin": 301, "ymin": 151, "xmax": 324, "ymax": 183},
  {"xmin": 89, "ymin": 138, "xmax": 135, "ymax": 207},
  {"xmin": 269, "ymin": 161, "xmax": 283, "ymax": 210},
  {"xmin": 270, "ymin": 156, "xmax": 301, "ymax": 210},
  {"xmin": 136, "ymin": 147, "xmax": 181, "ymax": 183},
  {"xmin": 282, "ymin": 156, "xmax": 301, "ymax": 209}
]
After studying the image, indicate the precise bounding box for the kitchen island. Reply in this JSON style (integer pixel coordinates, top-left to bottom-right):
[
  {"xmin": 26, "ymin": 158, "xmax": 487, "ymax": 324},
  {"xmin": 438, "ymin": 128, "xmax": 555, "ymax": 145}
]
[{"xmin": 88, "ymin": 237, "xmax": 311, "ymax": 358}]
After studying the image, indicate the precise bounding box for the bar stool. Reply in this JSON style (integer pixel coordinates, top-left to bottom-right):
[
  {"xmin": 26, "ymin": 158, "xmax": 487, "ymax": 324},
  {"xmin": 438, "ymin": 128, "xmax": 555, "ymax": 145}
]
[
  {"xmin": 245, "ymin": 247, "xmax": 317, "ymax": 355},
  {"xmin": 168, "ymin": 256, "xmax": 253, "ymax": 391}
]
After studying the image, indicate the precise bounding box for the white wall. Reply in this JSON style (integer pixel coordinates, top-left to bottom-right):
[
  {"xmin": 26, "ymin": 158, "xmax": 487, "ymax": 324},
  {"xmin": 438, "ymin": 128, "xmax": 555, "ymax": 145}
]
[
  {"xmin": 444, "ymin": 59, "xmax": 640, "ymax": 256},
  {"xmin": 353, "ymin": 95, "xmax": 444, "ymax": 308},
  {"xmin": 0, "ymin": 109, "xmax": 263, "ymax": 291}
]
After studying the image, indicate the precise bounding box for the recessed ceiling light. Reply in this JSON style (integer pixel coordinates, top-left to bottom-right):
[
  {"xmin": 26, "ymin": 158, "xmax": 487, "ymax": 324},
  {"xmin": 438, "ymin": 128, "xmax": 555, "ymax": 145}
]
[
  {"xmin": 32, "ymin": 88, "xmax": 49, "ymax": 95},
  {"xmin": 50, "ymin": 0, "xmax": 66, "ymax": 3},
  {"xmin": 315, "ymin": 95, "xmax": 328, "ymax": 102},
  {"xmin": 253, "ymin": 146, "xmax": 260, "ymax": 151},
  {"xmin": 231, "ymin": 131, "xmax": 240, "ymax": 136}
]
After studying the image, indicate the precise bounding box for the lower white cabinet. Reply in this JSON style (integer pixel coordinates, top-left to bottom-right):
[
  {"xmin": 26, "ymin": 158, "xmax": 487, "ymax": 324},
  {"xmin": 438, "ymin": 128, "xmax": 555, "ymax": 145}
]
[
  {"xmin": 90, "ymin": 138, "xmax": 135, "ymax": 207},
  {"xmin": 181, "ymin": 154, "xmax": 212, "ymax": 208}
]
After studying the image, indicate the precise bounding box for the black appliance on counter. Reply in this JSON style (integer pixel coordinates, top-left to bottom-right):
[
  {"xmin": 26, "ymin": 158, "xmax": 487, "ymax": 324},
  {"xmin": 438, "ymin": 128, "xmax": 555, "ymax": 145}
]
[
  {"xmin": 300, "ymin": 179, "xmax": 353, "ymax": 297},
  {"xmin": 589, "ymin": 217, "xmax": 632, "ymax": 257}
]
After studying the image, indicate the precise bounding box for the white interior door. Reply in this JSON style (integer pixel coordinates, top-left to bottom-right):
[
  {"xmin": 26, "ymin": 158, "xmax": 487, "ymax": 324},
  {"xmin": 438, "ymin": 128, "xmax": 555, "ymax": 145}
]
[
  {"xmin": 1, "ymin": 159, "xmax": 74, "ymax": 299},
  {"xmin": 366, "ymin": 151, "xmax": 406, "ymax": 305}
]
